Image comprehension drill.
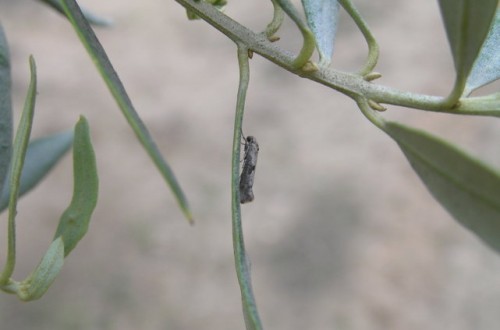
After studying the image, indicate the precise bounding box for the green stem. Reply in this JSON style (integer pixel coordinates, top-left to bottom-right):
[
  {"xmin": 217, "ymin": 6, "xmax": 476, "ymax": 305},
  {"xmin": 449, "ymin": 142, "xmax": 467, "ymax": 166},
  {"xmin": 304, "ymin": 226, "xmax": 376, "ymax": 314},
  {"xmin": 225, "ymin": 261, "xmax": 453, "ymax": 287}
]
[
  {"xmin": 231, "ymin": 44, "xmax": 263, "ymax": 330},
  {"xmin": 0, "ymin": 57, "xmax": 37, "ymax": 285},
  {"xmin": 338, "ymin": 0, "xmax": 379, "ymax": 75},
  {"xmin": 274, "ymin": 0, "xmax": 316, "ymax": 69},
  {"xmin": 264, "ymin": 0, "xmax": 285, "ymax": 41},
  {"xmin": 456, "ymin": 94, "xmax": 500, "ymax": 117},
  {"xmin": 441, "ymin": 74, "xmax": 467, "ymax": 108},
  {"xmin": 354, "ymin": 96, "xmax": 386, "ymax": 130}
]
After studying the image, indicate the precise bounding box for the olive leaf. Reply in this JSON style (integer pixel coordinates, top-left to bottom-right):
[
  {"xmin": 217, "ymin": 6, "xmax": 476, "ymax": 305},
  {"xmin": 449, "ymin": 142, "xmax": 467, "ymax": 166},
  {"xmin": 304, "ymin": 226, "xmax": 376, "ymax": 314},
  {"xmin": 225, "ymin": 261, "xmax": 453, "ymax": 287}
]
[
  {"xmin": 53, "ymin": 116, "xmax": 98, "ymax": 257},
  {"xmin": 61, "ymin": 0, "xmax": 193, "ymax": 223},
  {"xmin": 385, "ymin": 122, "xmax": 500, "ymax": 254},
  {"xmin": 464, "ymin": 10, "xmax": 500, "ymax": 95},
  {"xmin": 0, "ymin": 116, "xmax": 98, "ymax": 300},
  {"xmin": 301, "ymin": 0, "xmax": 340, "ymax": 67},
  {"xmin": 437, "ymin": 0, "xmax": 498, "ymax": 93}
]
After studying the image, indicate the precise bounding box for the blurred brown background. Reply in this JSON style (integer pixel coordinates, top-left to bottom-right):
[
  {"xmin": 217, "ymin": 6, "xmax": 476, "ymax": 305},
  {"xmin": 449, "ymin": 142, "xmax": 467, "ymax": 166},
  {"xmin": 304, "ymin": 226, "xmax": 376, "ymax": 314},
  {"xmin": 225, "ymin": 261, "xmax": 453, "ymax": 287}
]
[{"xmin": 1, "ymin": 0, "xmax": 500, "ymax": 329}]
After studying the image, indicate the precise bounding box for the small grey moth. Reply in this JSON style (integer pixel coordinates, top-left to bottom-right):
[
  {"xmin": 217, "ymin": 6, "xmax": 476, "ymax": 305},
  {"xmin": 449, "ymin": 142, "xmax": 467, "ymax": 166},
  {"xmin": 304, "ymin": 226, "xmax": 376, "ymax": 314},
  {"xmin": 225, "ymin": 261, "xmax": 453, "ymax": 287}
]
[{"xmin": 239, "ymin": 136, "xmax": 259, "ymax": 204}]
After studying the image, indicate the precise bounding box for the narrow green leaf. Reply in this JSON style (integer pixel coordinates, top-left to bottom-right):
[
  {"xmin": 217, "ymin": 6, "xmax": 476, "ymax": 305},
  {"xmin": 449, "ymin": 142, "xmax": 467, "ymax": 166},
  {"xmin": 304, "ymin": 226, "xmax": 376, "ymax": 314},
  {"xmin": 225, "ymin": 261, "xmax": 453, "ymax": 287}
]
[
  {"xmin": 437, "ymin": 0, "xmax": 498, "ymax": 91},
  {"xmin": 38, "ymin": 0, "xmax": 112, "ymax": 26},
  {"xmin": 53, "ymin": 116, "xmax": 98, "ymax": 257},
  {"xmin": 384, "ymin": 122, "xmax": 500, "ymax": 254},
  {"xmin": 301, "ymin": 0, "xmax": 340, "ymax": 67},
  {"xmin": 61, "ymin": 0, "xmax": 193, "ymax": 223},
  {"xmin": 0, "ymin": 131, "xmax": 73, "ymax": 212},
  {"xmin": 464, "ymin": 10, "xmax": 500, "ymax": 95},
  {"xmin": 0, "ymin": 56, "xmax": 38, "ymax": 285},
  {"xmin": 17, "ymin": 237, "xmax": 64, "ymax": 301},
  {"xmin": 0, "ymin": 25, "xmax": 12, "ymax": 198}
]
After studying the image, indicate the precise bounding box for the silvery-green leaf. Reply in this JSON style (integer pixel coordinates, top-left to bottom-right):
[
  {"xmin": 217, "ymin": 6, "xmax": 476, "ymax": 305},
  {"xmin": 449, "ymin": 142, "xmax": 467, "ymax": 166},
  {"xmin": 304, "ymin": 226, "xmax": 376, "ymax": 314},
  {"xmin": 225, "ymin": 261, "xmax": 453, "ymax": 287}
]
[
  {"xmin": 0, "ymin": 131, "xmax": 73, "ymax": 212},
  {"xmin": 39, "ymin": 0, "xmax": 112, "ymax": 26},
  {"xmin": 53, "ymin": 116, "xmax": 98, "ymax": 257},
  {"xmin": 0, "ymin": 25, "xmax": 12, "ymax": 197},
  {"xmin": 437, "ymin": 0, "xmax": 498, "ymax": 87},
  {"xmin": 385, "ymin": 122, "xmax": 500, "ymax": 254},
  {"xmin": 301, "ymin": 0, "xmax": 340, "ymax": 67},
  {"xmin": 17, "ymin": 237, "xmax": 64, "ymax": 301},
  {"xmin": 464, "ymin": 10, "xmax": 500, "ymax": 95},
  {"xmin": 61, "ymin": 0, "xmax": 193, "ymax": 223}
]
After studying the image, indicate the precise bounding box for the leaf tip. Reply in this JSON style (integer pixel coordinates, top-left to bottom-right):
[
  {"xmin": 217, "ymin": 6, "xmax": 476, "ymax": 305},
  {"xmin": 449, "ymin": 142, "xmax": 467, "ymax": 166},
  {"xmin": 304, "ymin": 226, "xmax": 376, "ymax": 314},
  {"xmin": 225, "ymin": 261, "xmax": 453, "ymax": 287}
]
[{"xmin": 184, "ymin": 209, "xmax": 195, "ymax": 225}]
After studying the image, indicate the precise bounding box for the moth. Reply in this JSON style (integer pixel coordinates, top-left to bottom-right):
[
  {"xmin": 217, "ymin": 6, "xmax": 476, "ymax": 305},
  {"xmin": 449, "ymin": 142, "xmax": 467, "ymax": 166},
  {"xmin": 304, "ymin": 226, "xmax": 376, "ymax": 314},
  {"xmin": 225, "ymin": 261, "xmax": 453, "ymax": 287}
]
[{"xmin": 239, "ymin": 135, "xmax": 259, "ymax": 204}]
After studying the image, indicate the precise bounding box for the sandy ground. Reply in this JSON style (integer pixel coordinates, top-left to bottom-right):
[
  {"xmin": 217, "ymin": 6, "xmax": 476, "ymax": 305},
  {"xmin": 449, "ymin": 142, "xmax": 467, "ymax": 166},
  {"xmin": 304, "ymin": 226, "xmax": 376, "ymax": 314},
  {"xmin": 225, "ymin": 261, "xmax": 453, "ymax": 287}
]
[{"xmin": 1, "ymin": 0, "xmax": 500, "ymax": 329}]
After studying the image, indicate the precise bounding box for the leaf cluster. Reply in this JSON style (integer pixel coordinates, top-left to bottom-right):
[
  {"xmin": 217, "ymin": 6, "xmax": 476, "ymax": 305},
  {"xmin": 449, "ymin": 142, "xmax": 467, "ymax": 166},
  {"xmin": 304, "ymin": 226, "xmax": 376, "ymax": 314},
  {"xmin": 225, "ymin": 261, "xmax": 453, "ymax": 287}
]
[{"xmin": 1, "ymin": 0, "xmax": 198, "ymax": 301}]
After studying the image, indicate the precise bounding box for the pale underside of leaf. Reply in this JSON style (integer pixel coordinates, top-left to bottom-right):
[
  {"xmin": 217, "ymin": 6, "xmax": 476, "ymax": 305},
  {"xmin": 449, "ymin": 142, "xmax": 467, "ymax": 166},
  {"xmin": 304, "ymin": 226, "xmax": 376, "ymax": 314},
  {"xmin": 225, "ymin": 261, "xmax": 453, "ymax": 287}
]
[
  {"xmin": 464, "ymin": 10, "xmax": 500, "ymax": 95},
  {"xmin": 438, "ymin": 0, "xmax": 498, "ymax": 95},
  {"xmin": 17, "ymin": 237, "xmax": 64, "ymax": 301},
  {"xmin": 302, "ymin": 0, "xmax": 340, "ymax": 68}
]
